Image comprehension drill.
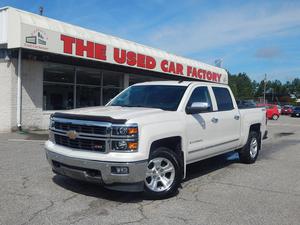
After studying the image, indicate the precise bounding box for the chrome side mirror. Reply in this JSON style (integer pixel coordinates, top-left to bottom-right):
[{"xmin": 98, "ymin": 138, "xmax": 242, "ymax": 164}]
[{"xmin": 186, "ymin": 102, "xmax": 210, "ymax": 114}]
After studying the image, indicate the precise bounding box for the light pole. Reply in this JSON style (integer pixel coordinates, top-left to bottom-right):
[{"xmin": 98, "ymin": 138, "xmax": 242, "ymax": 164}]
[
  {"xmin": 39, "ymin": 6, "xmax": 44, "ymax": 16},
  {"xmin": 263, "ymin": 74, "xmax": 267, "ymax": 104},
  {"xmin": 214, "ymin": 59, "xmax": 223, "ymax": 68}
]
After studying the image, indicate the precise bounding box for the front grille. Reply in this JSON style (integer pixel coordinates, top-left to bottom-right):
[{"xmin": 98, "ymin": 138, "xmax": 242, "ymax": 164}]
[
  {"xmin": 54, "ymin": 122, "xmax": 108, "ymax": 135},
  {"xmin": 54, "ymin": 134, "xmax": 106, "ymax": 152}
]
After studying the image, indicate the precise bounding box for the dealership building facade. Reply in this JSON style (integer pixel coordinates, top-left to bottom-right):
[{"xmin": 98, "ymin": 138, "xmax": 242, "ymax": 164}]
[{"xmin": 0, "ymin": 7, "xmax": 228, "ymax": 132}]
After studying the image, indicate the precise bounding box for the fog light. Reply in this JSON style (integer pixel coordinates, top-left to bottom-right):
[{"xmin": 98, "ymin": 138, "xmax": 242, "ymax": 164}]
[{"xmin": 111, "ymin": 166, "xmax": 129, "ymax": 174}]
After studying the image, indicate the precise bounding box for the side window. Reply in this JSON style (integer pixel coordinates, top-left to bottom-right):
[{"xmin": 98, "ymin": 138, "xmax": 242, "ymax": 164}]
[
  {"xmin": 187, "ymin": 87, "xmax": 212, "ymax": 112},
  {"xmin": 212, "ymin": 87, "xmax": 234, "ymax": 111}
]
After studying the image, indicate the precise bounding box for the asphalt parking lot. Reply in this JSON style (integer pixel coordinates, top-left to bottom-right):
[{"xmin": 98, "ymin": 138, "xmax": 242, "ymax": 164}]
[{"xmin": 0, "ymin": 116, "xmax": 299, "ymax": 225}]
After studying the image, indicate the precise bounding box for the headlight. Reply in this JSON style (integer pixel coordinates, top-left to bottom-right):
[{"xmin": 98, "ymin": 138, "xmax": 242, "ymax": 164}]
[
  {"xmin": 111, "ymin": 140, "xmax": 138, "ymax": 152},
  {"xmin": 111, "ymin": 124, "xmax": 138, "ymax": 152},
  {"xmin": 49, "ymin": 130, "xmax": 55, "ymax": 142},
  {"xmin": 48, "ymin": 115, "xmax": 55, "ymax": 142},
  {"xmin": 49, "ymin": 115, "xmax": 55, "ymax": 130},
  {"xmin": 112, "ymin": 125, "xmax": 138, "ymax": 136}
]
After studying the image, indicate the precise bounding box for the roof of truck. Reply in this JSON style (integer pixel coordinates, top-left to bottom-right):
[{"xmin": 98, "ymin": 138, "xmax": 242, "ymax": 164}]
[
  {"xmin": 134, "ymin": 81, "xmax": 192, "ymax": 86},
  {"xmin": 133, "ymin": 80, "xmax": 228, "ymax": 87}
]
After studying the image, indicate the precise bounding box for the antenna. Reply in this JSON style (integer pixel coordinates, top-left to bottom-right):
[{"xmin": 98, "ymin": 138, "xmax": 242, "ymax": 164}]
[{"xmin": 39, "ymin": 6, "xmax": 44, "ymax": 16}]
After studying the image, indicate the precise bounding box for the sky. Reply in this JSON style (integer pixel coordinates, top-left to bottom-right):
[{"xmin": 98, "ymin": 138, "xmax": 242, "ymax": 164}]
[{"xmin": 1, "ymin": 0, "xmax": 300, "ymax": 82}]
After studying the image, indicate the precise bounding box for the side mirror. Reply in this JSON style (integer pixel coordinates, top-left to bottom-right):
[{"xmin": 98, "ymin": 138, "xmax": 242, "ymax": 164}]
[{"xmin": 186, "ymin": 102, "xmax": 210, "ymax": 114}]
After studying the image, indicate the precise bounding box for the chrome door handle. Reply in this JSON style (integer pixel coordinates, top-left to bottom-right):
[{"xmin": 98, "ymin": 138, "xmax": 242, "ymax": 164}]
[
  {"xmin": 211, "ymin": 117, "xmax": 218, "ymax": 123},
  {"xmin": 234, "ymin": 115, "xmax": 240, "ymax": 120}
]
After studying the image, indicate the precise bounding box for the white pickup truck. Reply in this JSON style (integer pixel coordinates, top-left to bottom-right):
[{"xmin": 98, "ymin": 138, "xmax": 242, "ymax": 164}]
[{"xmin": 45, "ymin": 81, "xmax": 267, "ymax": 198}]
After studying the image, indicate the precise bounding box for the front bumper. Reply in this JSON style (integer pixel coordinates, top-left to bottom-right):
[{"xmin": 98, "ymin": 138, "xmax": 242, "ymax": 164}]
[{"xmin": 46, "ymin": 150, "xmax": 147, "ymax": 192}]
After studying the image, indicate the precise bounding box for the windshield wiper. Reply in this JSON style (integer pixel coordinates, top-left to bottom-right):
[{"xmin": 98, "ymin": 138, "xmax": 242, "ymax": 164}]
[{"xmin": 121, "ymin": 104, "xmax": 146, "ymax": 108}]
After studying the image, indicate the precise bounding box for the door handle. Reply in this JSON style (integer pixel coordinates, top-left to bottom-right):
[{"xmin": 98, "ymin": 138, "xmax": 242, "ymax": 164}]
[
  {"xmin": 211, "ymin": 117, "xmax": 218, "ymax": 123},
  {"xmin": 234, "ymin": 115, "xmax": 240, "ymax": 120}
]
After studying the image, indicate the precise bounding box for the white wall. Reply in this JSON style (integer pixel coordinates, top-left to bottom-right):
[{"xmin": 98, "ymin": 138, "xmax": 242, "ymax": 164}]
[
  {"xmin": 21, "ymin": 59, "xmax": 50, "ymax": 130},
  {"xmin": 0, "ymin": 59, "xmax": 13, "ymax": 132}
]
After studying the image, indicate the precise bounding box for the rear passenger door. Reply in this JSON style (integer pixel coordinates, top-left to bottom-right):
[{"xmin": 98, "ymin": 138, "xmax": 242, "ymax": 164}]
[{"xmin": 211, "ymin": 86, "xmax": 241, "ymax": 152}]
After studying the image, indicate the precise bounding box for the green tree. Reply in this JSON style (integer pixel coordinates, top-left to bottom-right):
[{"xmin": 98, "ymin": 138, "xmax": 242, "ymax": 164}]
[
  {"xmin": 235, "ymin": 73, "xmax": 254, "ymax": 99},
  {"xmin": 228, "ymin": 72, "xmax": 238, "ymax": 97},
  {"xmin": 228, "ymin": 72, "xmax": 254, "ymax": 99}
]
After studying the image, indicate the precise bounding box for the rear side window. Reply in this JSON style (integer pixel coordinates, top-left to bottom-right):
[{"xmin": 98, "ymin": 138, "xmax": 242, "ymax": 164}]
[
  {"xmin": 187, "ymin": 87, "xmax": 212, "ymax": 111},
  {"xmin": 212, "ymin": 87, "xmax": 234, "ymax": 111}
]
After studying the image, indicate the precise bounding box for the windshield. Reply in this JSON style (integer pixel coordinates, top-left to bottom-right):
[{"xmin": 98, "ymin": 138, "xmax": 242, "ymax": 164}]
[{"xmin": 109, "ymin": 85, "xmax": 187, "ymax": 111}]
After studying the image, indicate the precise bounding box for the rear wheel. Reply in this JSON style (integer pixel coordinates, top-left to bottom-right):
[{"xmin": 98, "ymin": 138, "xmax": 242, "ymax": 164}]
[
  {"xmin": 239, "ymin": 131, "xmax": 260, "ymax": 164},
  {"xmin": 144, "ymin": 147, "xmax": 182, "ymax": 199},
  {"xmin": 272, "ymin": 114, "xmax": 279, "ymax": 120}
]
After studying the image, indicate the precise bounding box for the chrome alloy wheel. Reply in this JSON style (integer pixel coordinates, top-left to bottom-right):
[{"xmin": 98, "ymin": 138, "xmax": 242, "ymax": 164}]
[
  {"xmin": 145, "ymin": 157, "xmax": 175, "ymax": 192},
  {"xmin": 249, "ymin": 137, "xmax": 258, "ymax": 158}
]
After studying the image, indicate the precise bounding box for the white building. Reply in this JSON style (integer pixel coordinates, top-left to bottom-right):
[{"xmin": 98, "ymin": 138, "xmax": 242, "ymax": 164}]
[{"xmin": 0, "ymin": 6, "xmax": 228, "ymax": 132}]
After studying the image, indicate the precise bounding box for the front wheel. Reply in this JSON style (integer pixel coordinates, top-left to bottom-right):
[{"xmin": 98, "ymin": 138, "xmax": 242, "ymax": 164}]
[
  {"xmin": 272, "ymin": 114, "xmax": 279, "ymax": 120},
  {"xmin": 144, "ymin": 147, "xmax": 182, "ymax": 199},
  {"xmin": 239, "ymin": 131, "xmax": 260, "ymax": 164}
]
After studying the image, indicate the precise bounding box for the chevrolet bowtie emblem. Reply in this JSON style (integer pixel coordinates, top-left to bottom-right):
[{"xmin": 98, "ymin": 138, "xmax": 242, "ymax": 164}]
[{"xmin": 66, "ymin": 130, "xmax": 78, "ymax": 140}]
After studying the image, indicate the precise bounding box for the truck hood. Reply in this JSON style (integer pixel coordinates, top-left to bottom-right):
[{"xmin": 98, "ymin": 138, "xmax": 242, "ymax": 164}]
[{"xmin": 63, "ymin": 106, "xmax": 168, "ymax": 122}]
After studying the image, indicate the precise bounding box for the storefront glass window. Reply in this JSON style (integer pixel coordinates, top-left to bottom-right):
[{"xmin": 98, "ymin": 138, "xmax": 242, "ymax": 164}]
[
  {"xmin": 128, "ymin": 74, "xmax": 165, "ymax": 86},
  {"xmin": 44, "ymin": 66, "xmax": 74, "ymax": 83},
  {"xmin": 103, "ymin": 71, "xmax": 122, "ymax": 87},
  {"xmin": 77, "ymin": 70, "xmax": 101, "ymax": 86},
  {"xmin": 43, "ymin": 65, "xmax": 124, "ymax": 110},
  {"xmin": 43, "ymin": 65, "xmax": 74, "ymax": 110},
  {"xmin": 102, "ymin": 70, "xmax": 123, "ymax": 105},
  {"xmin": 76, "ymin": 86, "xmax": 101, "ymax": 108},
  {"xmin": 43, "ymin": 64, "xmax": 171, "ymax": 110},
  {"xmin": 103, "ymin": 88, "xmax": 121, "ymax": 105},
  {"xmin": 43, "ymin": 84, "xmax": 74, "ymax": 110},
  {"xmin": 76, "ymin": 70, "xmax": 101, "ymax": 108}
]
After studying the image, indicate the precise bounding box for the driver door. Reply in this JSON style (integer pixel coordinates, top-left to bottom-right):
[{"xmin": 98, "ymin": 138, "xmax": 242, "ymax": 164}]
[{"xmin": 185, "ymin": 86, "xmax": 220, "ymax": 163}]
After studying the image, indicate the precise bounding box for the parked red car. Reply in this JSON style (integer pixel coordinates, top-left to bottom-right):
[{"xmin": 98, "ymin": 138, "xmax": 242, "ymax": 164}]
[
  {"xmin": 257, "ymin": 104, "xmax": 280, "ymax": 120},
  {"xmin": 281, "ymin": 105, "xmax": 293, "ymax": 115}
]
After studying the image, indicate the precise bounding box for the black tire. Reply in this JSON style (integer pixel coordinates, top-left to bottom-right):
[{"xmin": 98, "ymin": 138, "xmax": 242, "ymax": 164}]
[
  {"xmin": 272, "ymin": 114, "xmax": 279, "ymax": 120},
  {"xmin": 239, "ymin": 131, "xmax": 260, "ymax": 164},
  {"xmin": 144, "ymin": 147, "xmax": 182, "ymax": 199}
]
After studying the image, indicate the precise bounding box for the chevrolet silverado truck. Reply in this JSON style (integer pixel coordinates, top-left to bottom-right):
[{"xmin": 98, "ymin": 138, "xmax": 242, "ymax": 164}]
[{"xmin": 45, "ymin": 81, "xmax": 267, "ymax": 198}]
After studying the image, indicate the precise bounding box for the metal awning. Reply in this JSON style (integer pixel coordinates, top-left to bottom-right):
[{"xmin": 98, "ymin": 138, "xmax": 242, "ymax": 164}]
[{"xmin": 0, "ymin": 6, "xmax": 228, "ymax": 84}]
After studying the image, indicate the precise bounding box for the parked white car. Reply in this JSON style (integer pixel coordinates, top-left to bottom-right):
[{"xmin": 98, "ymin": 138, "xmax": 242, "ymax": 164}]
[{"xmin": 45, "ymin": 81, "xmax": 267, "ymax": 198}]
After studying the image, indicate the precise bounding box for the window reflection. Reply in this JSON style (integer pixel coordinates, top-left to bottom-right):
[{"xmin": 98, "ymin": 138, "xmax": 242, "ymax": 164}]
[
  {"xmin": 43, "ymin": 65, "xmax": 124, "ymax": 110},
  {"xmin": 43, "ymin": 84, "xmax": 74, "ymax": 110},
  {"xmin": 42, "ymin": 65, "xmax": 168, "ymax": 111},
  {"xmin": 103, "ymin": 88, "xmax": 121, "ymax": 105},
  {"xmin": 76, "ymin": 86, "xmax": 101, "ymax": 108}
]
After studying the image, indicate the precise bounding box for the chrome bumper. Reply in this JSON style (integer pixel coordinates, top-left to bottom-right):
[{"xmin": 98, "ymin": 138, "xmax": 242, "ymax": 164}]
[{"xmin": 45, "ymin": 150, "xmax": 147, "ymax": 192}]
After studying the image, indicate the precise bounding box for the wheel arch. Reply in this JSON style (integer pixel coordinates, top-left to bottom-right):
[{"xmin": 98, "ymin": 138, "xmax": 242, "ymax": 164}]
[
  {"xmin": 149, "ymin": 136, "xmax": 184, "ymax": 177},
  {"xmin": 249, "ymin": 123, "xmax": 262, "ymax": 150}
]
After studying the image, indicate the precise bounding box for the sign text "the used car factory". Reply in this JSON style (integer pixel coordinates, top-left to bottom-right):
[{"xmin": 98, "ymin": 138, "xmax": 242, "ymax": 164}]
[{"xmin": 60, "ymin": 35, "xmax": 222, "ymax": 82}]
